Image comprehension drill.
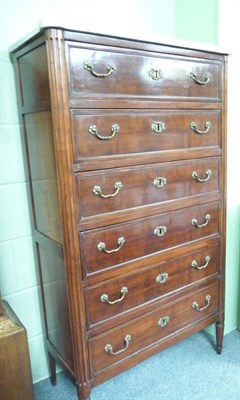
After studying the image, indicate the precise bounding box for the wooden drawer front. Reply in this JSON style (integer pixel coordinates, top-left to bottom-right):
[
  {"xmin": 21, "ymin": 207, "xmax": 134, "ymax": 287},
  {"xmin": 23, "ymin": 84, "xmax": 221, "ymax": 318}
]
[
  {"xmin": 72, "ymin": 110, "xmax": 220, "ymax": 163},
  {"xmin": 85, "ymin": 242, "xmax": 219, "ymax": 327},
  {"xmin": 68, "ymin": 45, "xmax": 222, "ymax": 101},
  {"xmin": 80, "ymin": 201, "xmax": 220, "ymax": 276},
  {"xmin": 76, "ymin": 158, "xmax": 220, "ymax": 220},
  {"xmin": 89, "ymin": 282, "xmax": 218, "ymax": 374}
]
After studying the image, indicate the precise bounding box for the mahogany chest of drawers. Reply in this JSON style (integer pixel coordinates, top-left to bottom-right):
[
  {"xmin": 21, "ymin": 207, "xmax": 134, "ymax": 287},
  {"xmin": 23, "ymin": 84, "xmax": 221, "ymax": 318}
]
[{"xmin": 10, "ymin": 27, "xmax": 227, "ymax": 400}]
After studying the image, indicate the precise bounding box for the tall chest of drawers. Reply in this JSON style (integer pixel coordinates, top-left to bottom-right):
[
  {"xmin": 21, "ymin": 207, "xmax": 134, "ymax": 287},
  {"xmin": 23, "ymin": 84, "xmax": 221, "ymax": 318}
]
[{"xmin": 10, "ymin": 27, "xmax": 227, "ymax": 400}]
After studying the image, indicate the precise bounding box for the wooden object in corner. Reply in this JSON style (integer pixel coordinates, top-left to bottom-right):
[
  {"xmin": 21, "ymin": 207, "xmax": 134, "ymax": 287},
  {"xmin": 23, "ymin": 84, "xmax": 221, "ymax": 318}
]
[
  {"xmin": 0, "ymin": 295, "xmax": 3, "ymax": 316},
  {"xmin": 0, "ymin": 301, "xmax": 34, "ymax": 400}
]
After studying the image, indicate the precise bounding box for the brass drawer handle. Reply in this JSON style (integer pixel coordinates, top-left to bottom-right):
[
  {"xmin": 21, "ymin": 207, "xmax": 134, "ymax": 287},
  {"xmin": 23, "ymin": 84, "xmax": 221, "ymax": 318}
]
[
  {"xmin": 100, "ymin": 286, "xmax": 128, "ymax": 304},
  {"xmin": 156, "ymin": 272, "xmax": 168, "ymax": 284},
  {"xmin": 97, "ymin": 236, "xmax": 125, "ymax": 254},
  {"xmin": 151, "ymin": 121, "xmax": 166, "ymax": 133},
  {"xmin": 149, "ymin": 68, "xmax": 163, "ymax": 81},
  {"xmin": 105, "ymin": 334, "xmax": 132, "ymax": 355},
  {"xmin": 191, "ymin": 213, "xmax": 210, "ymax": 228},
  {"xmin": 83, "ymin": 62, "xmax": 115, "ymax": 78},
  {"xmin": 154, "ymin": 225, "xmax": 167, "ymax": 237},
  {"xmin": 190, "ymin": 121, "xmax": 211, "ymax": 135},
  {"xmin": 192, "ymin": 169, "xmax": 212, "ymax": 182},
  {"xmin": 190, "ymin": 72, "xmax": 212, "ymax": 85},
  {"xmin": 191, "ymin": 255, "xmax": 211, "ymax": 270},
  {"xmin": 88, "ymin": 124, "xmax": 120, "ymax": 140},
  {"xmin": 153, "ymin": 177, "xmax": 167, "ymax": 189},
  {"xmin": 192, "ymin": 294, "xmax": 211, "ymax": 311},
  {"xmin": 93, "ymin": 181, "xmax": 123, "ymax": 198},
  {"xmin": 158, "ymin": 316, "xmax": 170, "ymax": 327}
]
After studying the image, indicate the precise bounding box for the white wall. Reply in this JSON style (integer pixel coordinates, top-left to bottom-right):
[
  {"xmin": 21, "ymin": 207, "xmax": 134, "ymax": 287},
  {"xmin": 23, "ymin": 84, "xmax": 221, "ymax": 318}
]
[
  {"xmin": 218, "ymin": 0, "xmax": 240, "ymax": 331},
  {"xmin": 0, "ymin": 0, "xmax": 175, "ymax": 383}
]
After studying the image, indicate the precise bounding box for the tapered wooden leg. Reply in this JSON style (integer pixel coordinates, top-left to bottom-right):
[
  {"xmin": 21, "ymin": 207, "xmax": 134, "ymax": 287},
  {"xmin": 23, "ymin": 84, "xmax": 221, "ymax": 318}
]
[
  {"xmin": 48, "ymin": 351, "xmax": 57, "ymax": 386},
  {"xmin": 215, "ymin": 321, "xmax": 224, "ymax": 354},
  {"xmin": 77, "ymin": 382, "xmax": 91, "ymax": 400}
]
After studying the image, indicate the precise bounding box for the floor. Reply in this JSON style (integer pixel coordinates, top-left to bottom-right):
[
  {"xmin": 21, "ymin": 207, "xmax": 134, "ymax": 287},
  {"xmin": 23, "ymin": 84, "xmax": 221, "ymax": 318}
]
[{"xmin": 34, "ymin": 329, "xmax": 240, "ymax": 400}]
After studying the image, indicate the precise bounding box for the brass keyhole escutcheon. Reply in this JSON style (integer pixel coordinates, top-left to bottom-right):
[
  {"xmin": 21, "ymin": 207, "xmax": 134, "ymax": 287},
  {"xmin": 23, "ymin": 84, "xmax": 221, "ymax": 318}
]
[
  {"xmin": 151, "ymin": 121, "xmax": 166, "ymax": 133},
  {"xmin": 153, "ymin": 177, "xmax": 167, "ymax": 189},
  {"xmin": 156, "ymin": 272, "xmax": 168, "ymax": 284},
  {"xmin": 154, "ymin": 226, "xmax": 167, "ymax": 237},
  {"xmin": 158, "ymin": 316, "xmax": 170, "ymax": 327},
  {"xmin": 149, "ymin": 68, "xmax": 163, "ymax": 81}
]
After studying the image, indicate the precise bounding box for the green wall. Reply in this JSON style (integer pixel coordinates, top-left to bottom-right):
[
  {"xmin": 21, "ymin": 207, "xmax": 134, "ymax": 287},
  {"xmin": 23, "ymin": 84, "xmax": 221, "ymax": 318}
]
[
  {"xmin": 175, "ymin": 0, "xmax": 240, "ymax": 335},
  {"xmin": 175, "ymin": 0, "xmax": 218, "ymax": 44}
]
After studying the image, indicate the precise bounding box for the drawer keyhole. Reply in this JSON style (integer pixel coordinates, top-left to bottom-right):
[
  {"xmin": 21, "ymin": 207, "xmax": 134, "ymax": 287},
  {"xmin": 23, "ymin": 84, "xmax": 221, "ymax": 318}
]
[
  {"xmin": 152, "ymin": 121, "xmax": 166, "ymax": 133},
  {"xmin": 154, "ymin": 226, "xmax": 167, "ymax": 237},
  {"xmin": 149, "ymin": 68, "xmax": 163, "ymax": 81}
]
